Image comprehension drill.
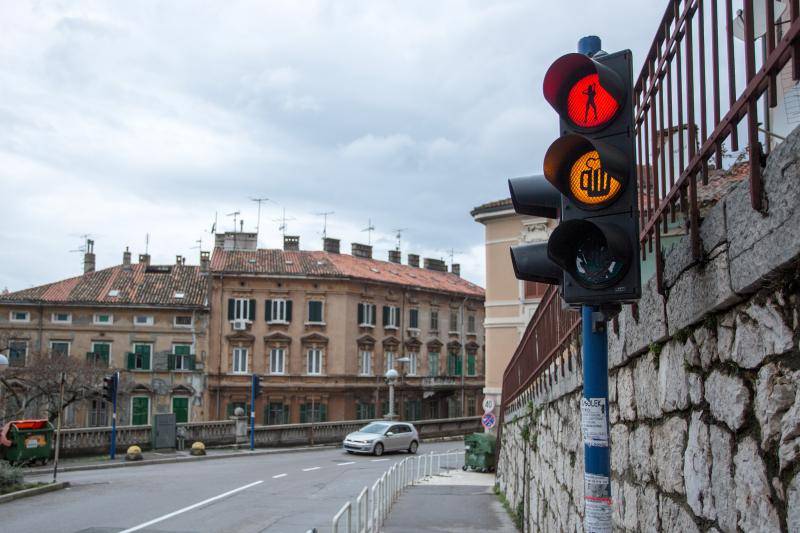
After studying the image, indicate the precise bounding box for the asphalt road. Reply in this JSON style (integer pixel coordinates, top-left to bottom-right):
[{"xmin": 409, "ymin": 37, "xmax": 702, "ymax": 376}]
[{"xmin": 0, "ymin": 440, "xmax": 462, "ymax": 533}]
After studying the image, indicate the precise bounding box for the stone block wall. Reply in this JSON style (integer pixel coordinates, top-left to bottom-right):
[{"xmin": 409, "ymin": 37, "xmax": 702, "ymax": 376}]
[{"xmin": 496, "ymin": 127, "xmax": 800, "ymax": 532}]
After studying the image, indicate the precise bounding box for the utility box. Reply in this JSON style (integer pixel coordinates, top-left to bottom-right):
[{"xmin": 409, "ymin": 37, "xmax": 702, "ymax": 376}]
[{"xmin": 153, "ymin": 413, "xmax": 176, "ymax": 449}]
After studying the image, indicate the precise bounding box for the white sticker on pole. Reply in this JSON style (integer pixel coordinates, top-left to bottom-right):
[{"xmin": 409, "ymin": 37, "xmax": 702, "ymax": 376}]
[
  {"xmin": 584, "ymin": 496, "xmax": 612, "ymax": 533},
  {"xmin": 584, "ymin": 473, "xmax": 610, "ymax": 499},
  {"xmin": 581, "ymin": 397, "xmax": 608, "ymax": 447}
]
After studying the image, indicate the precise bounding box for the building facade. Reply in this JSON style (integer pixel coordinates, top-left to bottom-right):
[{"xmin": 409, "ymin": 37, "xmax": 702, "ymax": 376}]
[{"xmin": 207, "ymin": 235, "xmax": 486, "ymax": 424}]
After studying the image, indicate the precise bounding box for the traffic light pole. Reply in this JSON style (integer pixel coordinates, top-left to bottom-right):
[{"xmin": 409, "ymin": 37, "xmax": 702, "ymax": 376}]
[
  {"xmin": 581, "ymin": 306, "xmax": 611, "ymax": 532},
  {"xmin": 250, "ymin": 373, "xmax": 256, "ymax": 451},
  {"xmin": 110, "ymin": 372, "xmax": 118, "ymax": 460}
]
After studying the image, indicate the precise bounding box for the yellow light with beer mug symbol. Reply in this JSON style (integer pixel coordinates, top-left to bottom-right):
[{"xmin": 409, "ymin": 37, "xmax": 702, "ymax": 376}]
[{"xmin": 568, "ymin": 150, "xmax": 621, "ymax": 206}]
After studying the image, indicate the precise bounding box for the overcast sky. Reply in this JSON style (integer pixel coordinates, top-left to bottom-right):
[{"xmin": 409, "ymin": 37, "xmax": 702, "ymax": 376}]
[{"xmin": 0, "ymin": 1, "xmax": 666, "ymax": 290}]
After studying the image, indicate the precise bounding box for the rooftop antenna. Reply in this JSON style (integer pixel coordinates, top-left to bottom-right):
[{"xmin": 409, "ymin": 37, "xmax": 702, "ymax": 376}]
[
  {"xmin": 250, "ymin": 197, "xmax": 270, "ymax": 240},
  {"xmin": 226, "ymin": 211, "xmax": 240, "ymax": 232},
  {"xmin": 209, "ymin": 212, "xmax": 218, "ymax": 235},
  {"xmin": 314, "ymin": 211, "xmax": 334, "ymax": 239},
  {"xmin": 392, "ymin": 228, "xmax": 408, "ymax": 251},
  {"xmin": 190, "ymin": 238, "xmax": 203, "ymax": 250},
  {"xmin": 274, "ymin": 207, "xmax": 296, "ymax": 238},
  {"xmin": 361, "ymin": 218, "xmax": 376, "ymax": 245},
  {"xmin": 440, "ymin": 247, "xmax": 463, "ymax": 266},
  {"xmin": 145, "ymin": 233, "xmax": 150, "ymax": 255}
]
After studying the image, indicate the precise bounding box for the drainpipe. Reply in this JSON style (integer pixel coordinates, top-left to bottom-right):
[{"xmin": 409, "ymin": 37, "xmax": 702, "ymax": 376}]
[
  {"xmin": 217, "ymin": 274, "xmax": 224, "ymax": 420},
  {"xmin": 460, "ymin": 296, "xmax": 467, "ymax": 417}
]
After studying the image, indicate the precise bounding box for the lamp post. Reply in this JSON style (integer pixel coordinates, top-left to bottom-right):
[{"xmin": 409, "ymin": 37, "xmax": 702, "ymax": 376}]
[
  {"xmin": 384, "ymin": 369, "xmax": 399, "ymax": 420},
  {"xmin": 0, "ymin": 354, "xmax": 8, "ymax": 420}
]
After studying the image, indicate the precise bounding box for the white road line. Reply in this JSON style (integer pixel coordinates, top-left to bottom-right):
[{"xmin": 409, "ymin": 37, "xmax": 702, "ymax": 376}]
[
  {"xmin": 337, "ymin": 461, "xmax": 356, "ymax": 466},
  {"xmin": 302, "ymin": 466, "xmax": 321, "ymax": 472},
  {"xmin": 272, "ymin": 473, "xmax": 287, "ymax": 479},
  {"xmin": 371, "ymin": 459, "xmax": 389, "ymax": 462},
  {"xmin": 119, "ymin": 480, "xmax": 263, "ymax": 533}
]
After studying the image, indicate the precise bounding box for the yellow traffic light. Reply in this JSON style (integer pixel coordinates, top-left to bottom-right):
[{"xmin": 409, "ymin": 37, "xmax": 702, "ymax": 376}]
[{"xmin": 568, "ymin": 150, "xmax": 622, "ymax": 206}]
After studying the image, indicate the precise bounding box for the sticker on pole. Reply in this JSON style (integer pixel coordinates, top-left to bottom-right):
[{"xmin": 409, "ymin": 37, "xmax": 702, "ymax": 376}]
[
  {"xmin": 584, "ymin": 473, "xmax": 610, "ymax": 499},
  {"xmin": 584, "ymin": 496, "xmax": 612, "ymax": 533},
  {"xmin": 482, "ymin": 412, "xmax": 496, "ymax": 429},
  {"xmin": 581, "ymin": 397, "xmax": 608, "ymax": 447},
  {"xmin": 482, "ymin": 398, "xmax": 495, "ymax": 413}
]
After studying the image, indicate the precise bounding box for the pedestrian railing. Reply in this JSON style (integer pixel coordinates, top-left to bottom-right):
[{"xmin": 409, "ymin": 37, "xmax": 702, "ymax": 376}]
[{"xmin": 320, "ymin": 450, "xmax": 463, "ymax": 533}]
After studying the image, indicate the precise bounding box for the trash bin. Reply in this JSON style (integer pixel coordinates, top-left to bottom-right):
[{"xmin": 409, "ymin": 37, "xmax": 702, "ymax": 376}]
[
  {"xmin": 463, "ymin": 432, "xmax": 496, "ymax": 472},
  {"xmin": 0, "ymin": 419, "xmax": 55, "ymax": 466}
]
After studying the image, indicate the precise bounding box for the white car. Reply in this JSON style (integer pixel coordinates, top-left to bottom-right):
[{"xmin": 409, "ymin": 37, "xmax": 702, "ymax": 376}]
[{"xmin": 342, "ymin": 422, "xmax": 419, "ymax": 456}]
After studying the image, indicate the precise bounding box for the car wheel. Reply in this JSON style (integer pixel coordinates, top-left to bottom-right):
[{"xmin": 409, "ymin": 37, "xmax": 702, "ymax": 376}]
[
  {"xmin": 408, "ymin": 440, "xmax": 418, "ymax": 454},
  {"xmin": 462, "ymin": 465, "xmax": 468, "ymax": 471},
  {"xmin": 373, "ymin": 443, "xmax": 384, "ymax": 457},
  {"xmin": 346, "ymin": 450, "xmax": 354, "ymax": 454}
]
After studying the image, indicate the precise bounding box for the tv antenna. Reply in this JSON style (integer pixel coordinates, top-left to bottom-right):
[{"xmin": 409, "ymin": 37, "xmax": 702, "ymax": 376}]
[
  {"xmin": 273, "ymin": 207, "xmax": 296, "ymax": 238},
  {"xmin": 226, "ymin": 211, "xmax": 240, "ymax": 231},
  {"xmin": 191, "ymin": 238, "xmax": 202, "ymax": 251},
  {"xmin": 144, "ymin": 233, "xmax": 150, "ymax": 255},
  {"xmin": 250, "ymin": 197, "xmax": 270, "ymax": 238},
  {"xmin": 208, "ymin": 212, "xmax": 218, "ymax": 235},
  {"xmin": 361, "ymin": 218, "xmax": 376, "ymax": 245},
  {"xmin": 440, "ymin": 247, "xmax": 462, "ymax": 266},
  {"xmin": 392, "ymin": 228, "xmax": 408, "ymax": 251},
  {"xmin": 314, "ymin": 211, "xmax": 335, "ymax": 239}
]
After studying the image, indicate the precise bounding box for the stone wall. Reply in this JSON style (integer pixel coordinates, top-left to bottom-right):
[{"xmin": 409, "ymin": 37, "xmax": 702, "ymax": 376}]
[{"xmin": 496, "ymin": 126, "xmax": 800, "ymax": 531}]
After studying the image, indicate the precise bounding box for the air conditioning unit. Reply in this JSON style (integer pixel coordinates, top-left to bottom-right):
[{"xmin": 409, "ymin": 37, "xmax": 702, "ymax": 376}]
[
  {"xmin": 408, "ymin": 329, "xmax": 419, "ymax": 338},
  {"xmin": 232, "ymin": 319, "xmax": 247, "ymax": 331}
]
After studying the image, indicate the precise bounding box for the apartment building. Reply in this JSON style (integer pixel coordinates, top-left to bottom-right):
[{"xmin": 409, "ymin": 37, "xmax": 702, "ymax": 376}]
[
  {"xmin": 0, "ymin": 243, "xmax": 210, "ymax": 427},
  {"xmin": 207, "ymin": 234, "xmax": 486, "ymax": 424}
]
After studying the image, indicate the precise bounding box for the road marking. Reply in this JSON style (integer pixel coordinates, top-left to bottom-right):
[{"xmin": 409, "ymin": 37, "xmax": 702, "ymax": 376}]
[
  {"xmin": 337, "ymin": 461, "xmax": 356, "ymax": 466},
  {"xmin": 302, "ymin": 466, "xmax": 321, "ymax": 472},
  {"xmin": 118, "ymin": 480, "xmax": 263, "ymax": 533},
  {"xmin": 272, "ymin": 473, "xmax": 287, "ymax": 479},
  {"xmin": 371, "ymin": 458, "xmax": 389, "ymax": 462}
]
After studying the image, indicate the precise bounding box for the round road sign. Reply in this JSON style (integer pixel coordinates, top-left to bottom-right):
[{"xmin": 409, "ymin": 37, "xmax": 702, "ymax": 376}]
[
  {"xmin": 482, "ymin": 412, "xmax": 496, "ymax": 430},
  {"xmin": 482, "ymin": 398, "xmax": 495, "ymax": 413}
]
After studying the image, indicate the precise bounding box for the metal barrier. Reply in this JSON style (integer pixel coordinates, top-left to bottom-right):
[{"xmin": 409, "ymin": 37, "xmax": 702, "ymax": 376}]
[{"xmin": 325, "ymin": 450, "xmax": 463, "ymax": 533}]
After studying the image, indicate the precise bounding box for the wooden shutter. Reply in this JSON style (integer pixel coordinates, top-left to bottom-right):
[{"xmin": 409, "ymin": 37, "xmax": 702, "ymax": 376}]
[
  {"xmin": 188, "ymin": 354, "xmax": 196, "ymax": 371},
  {"xmin": 248, "ymin": 299, "xmax": 256, "ymax": 321},
  {"xmin": 167, "ymin": 353, "xmax": 176, "ymax": 370},
  {"xmin": 228, "ymin": 298, "xmax": 235, "ymax": 320},
  {"xmin": 300, "ymin": 403, "xmax": 307, "ymax": 423},
  {"xmin": 265, "ymin": 299, "xmax": 272, "ymax": 322},
  {"xmin": 127, "ymin": 352, "xmax": 135, "ymax": 370},
  {"xmin": 382, "ymin": 306, "xmax": 390, "ymax": 326},
  {"xmin": 143, "ymin": 351, "xmax": 151, "ymax": 371},
  {"xmin": 357, "ymin": 303, "xmax": 364, "ymax": 325},
  {"xmin": 286, "ymin": 300, "xmax": 292, "ymax": 322},
  {"xmin": 320, "ymin": 404, "xmax": 327, "ymax": 422}
]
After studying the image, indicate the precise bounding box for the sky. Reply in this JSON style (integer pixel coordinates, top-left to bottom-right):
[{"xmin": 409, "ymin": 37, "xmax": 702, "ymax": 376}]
[{"xmin": 0, "ymin": 0, "xmax": 667, "ymax": 290}]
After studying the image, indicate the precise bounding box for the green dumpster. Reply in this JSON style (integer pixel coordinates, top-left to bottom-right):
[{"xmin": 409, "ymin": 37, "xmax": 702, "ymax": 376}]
[
  {"xmin": 463, "ymin": 432, "xmax": 496, "ymax": 472},
  {"xmin": 0, "ymin": 419, "xmax": 55, "ymax": 466}
]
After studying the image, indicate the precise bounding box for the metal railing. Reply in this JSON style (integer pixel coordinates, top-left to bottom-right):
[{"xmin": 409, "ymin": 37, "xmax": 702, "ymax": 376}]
[
  {"xmin": 635, "ymin": 0, "xmax": 800, "ymax": 291},
  {"xmin": 319, "ymin": 450, "xmax": 463, "ymax": 533}
]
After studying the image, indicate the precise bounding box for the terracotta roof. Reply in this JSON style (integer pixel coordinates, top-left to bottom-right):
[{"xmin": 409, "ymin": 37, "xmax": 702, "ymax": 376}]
[
  {"xmin": 0, "ymin": 264, "xmax": 207, "ymax": 308},
  {"xmin": 470, "ymin": 198, "xmax": 513, "ymax": 217},
  {"xmin": 211, "ymin": 248, "xmax": 485, "ymax": 298}
]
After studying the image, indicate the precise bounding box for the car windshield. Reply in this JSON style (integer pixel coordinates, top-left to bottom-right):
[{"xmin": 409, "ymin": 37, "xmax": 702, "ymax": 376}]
[{"xmin": 360, "ymin": 423, "xmax": 390, "ymax": 434}]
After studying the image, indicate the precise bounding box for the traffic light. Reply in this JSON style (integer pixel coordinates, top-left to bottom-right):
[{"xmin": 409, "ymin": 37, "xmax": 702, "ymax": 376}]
[
  {"xmin": 252, "ymin": 374, "xmax": 262, "ymax": 397},
  {"xmin": 509, "ymin": 49, "xmax": 641, "ymax": 305},
  {"xmin": 102, "ymin": 374, "xmax": 117, "ymax": 403}
]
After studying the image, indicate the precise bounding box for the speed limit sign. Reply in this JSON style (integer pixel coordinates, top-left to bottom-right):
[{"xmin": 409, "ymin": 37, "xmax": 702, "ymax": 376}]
[{"xmin": 482, "ymin": 398, "xmax": 495, "ymax": 413}]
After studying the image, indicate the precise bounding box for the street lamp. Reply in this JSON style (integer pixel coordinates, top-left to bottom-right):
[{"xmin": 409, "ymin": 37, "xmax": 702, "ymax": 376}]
[{"xmin": 384, "ymin": 368, "xmax": 399, "ymax": 420}]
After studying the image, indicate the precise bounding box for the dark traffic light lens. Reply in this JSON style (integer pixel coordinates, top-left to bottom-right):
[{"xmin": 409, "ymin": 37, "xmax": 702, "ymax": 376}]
[{"xmin": 573, "ymin": 232, "xmax": 625, "ymax": 288}]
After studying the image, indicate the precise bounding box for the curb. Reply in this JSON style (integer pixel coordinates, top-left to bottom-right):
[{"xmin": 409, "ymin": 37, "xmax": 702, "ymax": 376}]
[{"xmin": 0, "ymin": 481, "xmax": 70, "ymax": 504}]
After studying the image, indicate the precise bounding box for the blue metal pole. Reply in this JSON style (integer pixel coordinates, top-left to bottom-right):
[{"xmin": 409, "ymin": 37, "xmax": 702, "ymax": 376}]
[
  {"xmin": 250, "ymin": 373, "xmax": 256, "ymax": 451},
  {"xmin": 581, "ymin": 305, "xmax": 611, "ymax": 532},
  {"xmin": 110, "ymin": 372, "xmax": 118, "ymax": 460}
]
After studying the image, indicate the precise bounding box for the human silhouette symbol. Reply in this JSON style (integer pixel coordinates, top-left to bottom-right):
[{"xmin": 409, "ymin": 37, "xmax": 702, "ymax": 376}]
[{"xmin": 583, "ymin": 83, "xmax": 597, "ymax": 123}]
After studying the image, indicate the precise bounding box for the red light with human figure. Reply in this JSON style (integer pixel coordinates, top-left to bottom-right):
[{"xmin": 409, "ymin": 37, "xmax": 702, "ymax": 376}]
[{"xmin": 566, "ymin": 73, "xmax": 618, "ymax": 128}]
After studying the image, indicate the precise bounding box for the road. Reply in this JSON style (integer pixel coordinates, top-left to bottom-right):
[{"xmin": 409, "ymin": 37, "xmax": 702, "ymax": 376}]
[{"xmin": 0, "ymin": 440, "xmax": 462, "ymax": 533}]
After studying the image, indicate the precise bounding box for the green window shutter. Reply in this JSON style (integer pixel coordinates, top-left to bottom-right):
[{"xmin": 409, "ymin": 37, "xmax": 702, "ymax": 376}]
[
  {"xmin": 143, "ymin": 352, "xmax": 151, "ymax": 370},
  {"xmin": 382, "ymin": 306, "xmax": 389, "ymax": 326},
  {"xmin": 188, "ymin": 354, "xmax": 196, "ymax": 371},
  {"xmin": 265, "ymin": 300, "xmax": 272, "ymax": 322},
  {"xmin": 167, "ymin": 353, "xmax": 176, "ymax": 370},
  {"xmin": 228, "ymin": 299, "xmax": 235, "ymax": 320},
  {"xmin": 468, "ymin": 354, "xmax": 476, "ymax": 375},
  {"xmin": 357, "ymin": 303, "xmax": 364, "ymax": 325},
  {"xmin": 300, "ymin": 404, "xmax": 307, "ymax": 423},
  {"xmin": 249, "ymin": 299, "xmax": 256, "ymax": 321},
  {"xmin": 286, "ymin": 300, "xmax": 292, "ymax": 322},
  {"xmin": 127, "ymin": 352, "xmax": 135, "ymax": 370},
  {"xmin": 283, "ymin": 406, "xmax": 290, "ymax": 424},
  {"xmin": 455, "ymin": 356, "xmax": 462, "ymax": 376},
  {"xmin": 173, "ymin": 397, "xmax": 189, "ymax": 423},
  {"xmin": 227, "ymin": 403, "xmax": 234, "ymax": 417},
  {"xmin": 320, "ymin": 404, "xmax": 327, "ymax": 422},
  {"xmin": 174, "ymin": 345, "xmax": 190, "ymax": 355}
]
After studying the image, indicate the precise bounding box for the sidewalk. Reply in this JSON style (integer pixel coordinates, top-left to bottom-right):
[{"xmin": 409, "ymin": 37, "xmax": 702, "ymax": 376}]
[{"xmin": 382, "ymin": 469, "xmax": 519, "ymax": 533}]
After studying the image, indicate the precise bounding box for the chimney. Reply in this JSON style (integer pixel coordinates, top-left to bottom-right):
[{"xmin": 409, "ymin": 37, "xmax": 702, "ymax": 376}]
[
  {"xmin": 138, "ymin": 253, "xmax": 151, "ymax": 267},
  {"xmin": 83, "ymin": 239, "xmax": 96, "ymax": 274},
  {"xmin": 323, "ymin": 237, "xmax": 340, "ymax": 254},
  {"xmin": 283, "ymin": 235, "xmax": 300, "ymax": 251},
  {"xmin": 351, "ymin": 243, "xmax": 373, "ymax": 259},
  {"xmin": 175, "ymin": 255, "xmax": 184, "ymax": 266},
  {"xmin": 423, "ymin": 257, "xmax": 447, "ymax": 272},
  {"xmin": 388, "ymin": 250, "xmax": 401, "ymax": 264},
  {"xmin": 408, "ymin": 254, "xmax": 420, "ymax": 267},
  {"xmin": 200, "ymin": 251, "xmax": 210, "ymax": 273},
  {"xmin": 451, "ymin": 263, "xmax": 461, "ymax": 276},
  {"xmin": 122, "ymin": 247, "xmax": 132, "ymax": 270}
]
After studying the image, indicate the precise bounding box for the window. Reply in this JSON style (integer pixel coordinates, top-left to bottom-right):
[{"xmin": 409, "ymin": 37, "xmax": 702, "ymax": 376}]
[
  {"xmin": 449, "ymin": 312, "xmax": 459, "ymax": 332},
  {"xmin": 428, "ymin": 352, "xmax": 439, "ymax": 376},
  {"xmin": 232, "ymin": 347, "xmax": 248, "ymax": 374},
  {"xmin": 448, "ymin": 351, "xmax": 462, "ymax": 376},
  {"xmin": 408, "ymin": 352, "xmax": 418, "ymax": 376},
  {"xmin": 270, "ymin": 348, "xmax": 285, "ymax": 374},
  {"xmin": 357, "ymin": 303, "xmax": 376, "ymax": 327},
  {"xmin": 50, "ymin": 341, "xmax": 70, "ymax": 357},
  {"xmin": 467, "ymin": 352, "xmax": 477, "ymax": 376},
  {"xmin": 131, "ymin": 397, "xmax": 150, "ymax": 426},
  {"xmin": 409, "ymin": 309, "xmax": 419, "ymax": 329},
  {"xmin": 300, "ymin": 402, "xmax": 327, "ymax": 423},
  {"xmin": 172, "ymin": 397, "xmax": 189, "ymax": 423},
  {"xmin": 467, "ymin": 315, "xmax": 476, "ymax": 333},
  {"xmin": 9, "ymin": 311, "xmax": 30, "ymax": 323},
  {"xmin": 52, "ymin": 312, "xmax": 71, "ymax": 324},
  {"xmin": 228, "ymin": 298, "xmax": 256, "ymax": 322},
  {"xmin": 265, "ymin": 298, "xmax": 292, "ymax": 323},
  {"xmin": 134, "ymin": 315, "xmax": 154, "ymax": 326},
  {"xmin": 129, "ymin": 344, "xmax": 152, "ymax": 370},
  {"xmin": 356, "ymin": 402, "xmax": 375, "ymax": 420},
  {"xmin": 382, "ymin": 306, "xmax": 399, "ymax": 328},
  {"xmin": 307, "ymin": 348, "xmax": 322, "ymax": 375},
  {"xmin": 8, "ymin": 341, "xmax": 27, "ymax": 367},
  {"xmin": 384, "ymin": 351, "xmax": 395, "ymax": 373},
  {"xmin": 174, "ymin": 315, "xmax": 192, "ymax": 327},
  {"xmin": 404, "ymin": 400, "xmax": 422, "ymax": 421},
  {"xmin": 265, "ymin": 402, "xmax": 290, "ymax": 425},
  {"xmin": 358, "ymin": 350, "xmax": 372, "ymax": 376},
  {"xmin": 430, "ymin": 310, "xmax": 439, "ymax": 331},
  {"xmin": 94, "ymin": 313, "xmax": 113, "ymax": 325},
  {"xmin": 307, "ymin": 301, "xmax": 324, "ymax": 323},
  {"xmin": 172, "ymin": 344, "xmax": 194, "ymax": 371},
  {"xmin": 88, "ymin": 399, "xmax": 108, "ymax": 427},
  {"xmin": 468, "ymin": 398, "xmax": 477, "ymax": 417},
  {"xmin": 88, "ymin": 342, "xmax": 111, "ymax": 367}
]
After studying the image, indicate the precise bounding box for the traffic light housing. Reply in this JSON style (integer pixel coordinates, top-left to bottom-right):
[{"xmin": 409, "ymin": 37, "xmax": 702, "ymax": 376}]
[
  {"xmin": 509, "ymin": 49, "xmax": 641, "ymax": 306},
  {"xmin": 252, "ymin": 373, "xmax": 262, "ymax": 397},
  {"xmin": 102, "ymin": 374, "xmax": 117, "ymax": 403}
]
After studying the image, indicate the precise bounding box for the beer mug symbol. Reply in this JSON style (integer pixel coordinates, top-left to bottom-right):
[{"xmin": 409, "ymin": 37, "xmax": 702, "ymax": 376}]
[{"xmin": 579, "ymin": 156, "xmax": 612, "ymax": 198}]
